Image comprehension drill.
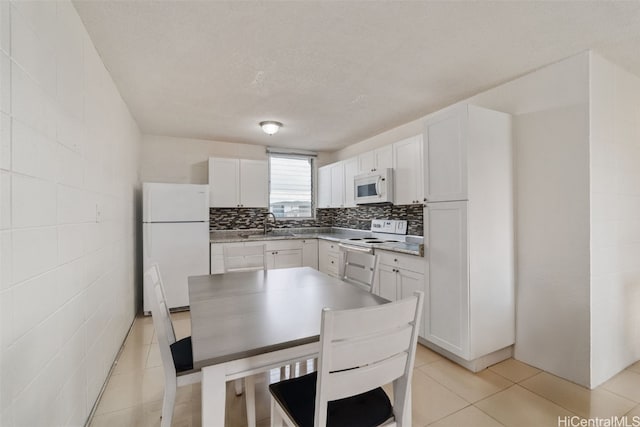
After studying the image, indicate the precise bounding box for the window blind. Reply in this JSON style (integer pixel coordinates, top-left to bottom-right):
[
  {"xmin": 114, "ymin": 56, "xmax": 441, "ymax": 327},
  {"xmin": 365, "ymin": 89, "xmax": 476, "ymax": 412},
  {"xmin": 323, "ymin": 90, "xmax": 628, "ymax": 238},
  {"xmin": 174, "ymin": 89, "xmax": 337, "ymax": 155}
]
[{"xmin": 269, "ymin": 155, "xmax": 312, "ymax": 218}]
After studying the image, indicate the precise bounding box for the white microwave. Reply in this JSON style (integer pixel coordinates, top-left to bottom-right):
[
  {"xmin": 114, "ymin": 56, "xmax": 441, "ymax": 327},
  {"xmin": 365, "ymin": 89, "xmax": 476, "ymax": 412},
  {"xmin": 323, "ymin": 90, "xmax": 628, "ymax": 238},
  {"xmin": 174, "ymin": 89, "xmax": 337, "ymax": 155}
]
[{"xmin": 354, "ymin": 169, "xmax": 394, "ymax": 205}]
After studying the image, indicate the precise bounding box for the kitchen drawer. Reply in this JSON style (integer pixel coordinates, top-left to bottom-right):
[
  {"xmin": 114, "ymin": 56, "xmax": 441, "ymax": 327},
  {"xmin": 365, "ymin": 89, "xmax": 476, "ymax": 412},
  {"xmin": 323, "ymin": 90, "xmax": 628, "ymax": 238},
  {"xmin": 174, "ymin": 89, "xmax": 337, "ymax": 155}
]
[
  {"xmin": 377, "ymin": 250, "xmax": 425, "ymax": 274},
  {"xmin": 326, "ymin": 253, "xmax": 339, "ymax": 277},
  {"xmin": 319, "ymin": 239, "xmax": 340, "ymax": 255}
]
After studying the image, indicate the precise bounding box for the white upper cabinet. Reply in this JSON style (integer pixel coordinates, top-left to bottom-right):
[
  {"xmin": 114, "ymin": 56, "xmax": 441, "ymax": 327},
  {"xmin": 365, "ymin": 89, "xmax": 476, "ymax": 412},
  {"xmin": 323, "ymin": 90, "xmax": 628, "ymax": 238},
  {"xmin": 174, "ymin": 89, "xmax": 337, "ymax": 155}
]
[
  {"xmin": 209, "ymin": 157, "xmax": 240, "ymax": 207},
  {"xmin": 358, "ymin": 145, "xmax": 393, "ymax": 173},
  {"xmin": 329, "ymin": 161, "xmax": 345, "ymax": 208},
  {"xmin": 343, "ymin": 157, "xmax": 358, "ymax": 207},
  {"xmin": 424, "ymin": 104, "xmax": 468, "ymax": 202},
  {"xmin": 208, "ymin": 158, "xmax": 268, "ymax": 207},
  {"xmin": 424, "ymin": 103, "xmax": 512, "ymax": 203},
  {"xmin": 392, "ymin": 135, "xmax": 423, "ymax": 205},
  {"xmin": 317, "ymin": 165, "xmax": 331, "ymax": 208},
  {"xmin": 239, "ymin": 159, "xmax": 269, "ymax": 207},
  {"xmin": 318, "ymin": 162, "xmax": 347, "ymax": 208}
]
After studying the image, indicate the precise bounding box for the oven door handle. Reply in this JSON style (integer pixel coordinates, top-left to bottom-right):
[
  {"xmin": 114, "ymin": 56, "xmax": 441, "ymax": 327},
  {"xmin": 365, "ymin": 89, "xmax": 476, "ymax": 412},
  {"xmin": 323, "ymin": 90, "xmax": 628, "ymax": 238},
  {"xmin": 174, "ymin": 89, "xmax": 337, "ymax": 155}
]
[{"xmin": 338, "ymin": 243, "xmax": 374, "ymax": 254}]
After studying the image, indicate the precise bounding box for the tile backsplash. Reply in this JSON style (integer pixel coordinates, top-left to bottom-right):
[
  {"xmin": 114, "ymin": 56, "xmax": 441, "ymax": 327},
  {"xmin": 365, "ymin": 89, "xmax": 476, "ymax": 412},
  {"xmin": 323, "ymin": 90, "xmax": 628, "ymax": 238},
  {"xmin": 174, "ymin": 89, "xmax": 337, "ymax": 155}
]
[
  {"xmin": 329, "ymin": 204, "xmax": 423, "ymax": 235},
  {"xmin": 209, "ymin": 208, "xmax": 333, "ymax": 230},
  {"xmin": 209, "ymin": 204, "xmax": 423, "ymax": 235}
]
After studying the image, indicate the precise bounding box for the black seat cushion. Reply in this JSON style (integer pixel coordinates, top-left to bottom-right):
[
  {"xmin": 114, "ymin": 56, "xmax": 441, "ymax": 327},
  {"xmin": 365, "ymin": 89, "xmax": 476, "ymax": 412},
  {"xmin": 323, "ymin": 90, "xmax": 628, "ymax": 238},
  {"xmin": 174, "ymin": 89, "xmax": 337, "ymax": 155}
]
[
  {"xmin": 170, "ymin": 336, "xmax": 193, "ymax": 372},
  {"xmin": 269, "ymin": 371, "xmax": 393, "ymax": 427}
]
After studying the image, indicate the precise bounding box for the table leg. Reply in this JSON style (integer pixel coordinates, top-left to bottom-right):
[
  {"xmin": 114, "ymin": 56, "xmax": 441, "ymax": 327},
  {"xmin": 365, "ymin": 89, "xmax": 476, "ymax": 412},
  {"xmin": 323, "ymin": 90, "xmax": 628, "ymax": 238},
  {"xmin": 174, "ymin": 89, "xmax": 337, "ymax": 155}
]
[
  {"xmin": 245, "ymin": 375, "xmax": 256, "ymax": 427},
  {"xmin": 202, "ymin": 365, "xmax": 226, "ymax": 427}
]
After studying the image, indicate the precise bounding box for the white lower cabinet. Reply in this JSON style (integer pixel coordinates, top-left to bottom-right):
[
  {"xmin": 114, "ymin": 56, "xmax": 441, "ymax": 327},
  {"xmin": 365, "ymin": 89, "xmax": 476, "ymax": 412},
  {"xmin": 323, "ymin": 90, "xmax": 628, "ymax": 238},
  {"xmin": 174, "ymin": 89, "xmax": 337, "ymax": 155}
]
[
  {"xmin": 424, "ymin": 202, "xmax": 469, "ymax": 357},
  {"xmin": 264, "ymin": 240, "xmax": 303, "ymax": 270},
  {"xmin": 424, "ymin": 201, "xmax": 514, "ymax": 363},
  {"xmin": 301, "ymin": 239, "xmax": 318, "ymax": 269},
  {"xmin": 318, "ymin": 239, "xmax": 340, "ymax": 278},
  {"xmin": 211, "ymin": 238, "xmax": 320, "ymax": 273},
  {"xmin": 374, "ymin": 250, "xmax": 426, "ymax": 337},
  {"xmin": 210, "ymin": 243, "xmax": 226, "ymax": 274}
]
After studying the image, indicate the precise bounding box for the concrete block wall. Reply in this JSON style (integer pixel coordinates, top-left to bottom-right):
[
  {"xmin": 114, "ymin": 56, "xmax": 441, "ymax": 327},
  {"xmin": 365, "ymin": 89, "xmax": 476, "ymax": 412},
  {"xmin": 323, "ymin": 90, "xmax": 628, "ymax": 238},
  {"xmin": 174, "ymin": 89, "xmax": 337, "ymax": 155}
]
[{"xmin": 0, "ymin": 1, "xmax": 141, "ymax": 425}]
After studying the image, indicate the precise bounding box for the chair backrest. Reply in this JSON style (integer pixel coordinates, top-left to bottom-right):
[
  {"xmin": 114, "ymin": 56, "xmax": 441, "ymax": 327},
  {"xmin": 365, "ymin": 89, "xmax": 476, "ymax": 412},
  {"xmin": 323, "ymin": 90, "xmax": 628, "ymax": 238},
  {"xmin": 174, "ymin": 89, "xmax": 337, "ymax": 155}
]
[
  {"xmin": 223, "ymin": 244, "xmax": 266, "ymax": 272},
  {"xmin": 145, "ymin": 264, "xmax": 178, "ymax": 377},
  {"xmin": 342, "ymin": 249, "xmax": 378, "ymax": 292},
  {"xmin": 314, "ymin": 291, "xmax": 424, "ymax": 427}
]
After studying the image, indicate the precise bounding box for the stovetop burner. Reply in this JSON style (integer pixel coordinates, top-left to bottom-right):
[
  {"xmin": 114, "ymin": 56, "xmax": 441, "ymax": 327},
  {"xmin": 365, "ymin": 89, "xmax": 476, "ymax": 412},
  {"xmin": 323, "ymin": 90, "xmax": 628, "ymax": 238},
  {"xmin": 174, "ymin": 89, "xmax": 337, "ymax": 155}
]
[{"xmin": 344, "ymin": 238, "xmax": 400, "ymax": 245}]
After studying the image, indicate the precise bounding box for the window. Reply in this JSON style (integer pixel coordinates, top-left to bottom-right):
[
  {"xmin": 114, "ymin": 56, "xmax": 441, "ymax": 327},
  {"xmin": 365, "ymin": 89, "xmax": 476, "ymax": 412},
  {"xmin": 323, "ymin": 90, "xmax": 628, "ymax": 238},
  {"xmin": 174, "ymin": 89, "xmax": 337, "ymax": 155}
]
[{"xmin": 269, "ymin": 155, "xmax": 313, "ymax": 218}]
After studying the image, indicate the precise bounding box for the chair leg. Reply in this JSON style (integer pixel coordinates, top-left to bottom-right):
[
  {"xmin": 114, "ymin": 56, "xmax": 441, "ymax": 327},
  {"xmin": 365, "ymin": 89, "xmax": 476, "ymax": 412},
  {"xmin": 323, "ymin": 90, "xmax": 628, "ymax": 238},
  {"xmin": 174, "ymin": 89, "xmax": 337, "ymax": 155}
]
[
  {"xmin": 245, "ymin": 375, "xmax": 256, "ymax": 427},
  {"xmin": 271, "ymin": 396, "xmax": 284, "ymax": 427},
  {"xmin": 161, "ymin": 379, "xmax": 176, "ymax": 427},
  {"xmin": 234, "ymin": 378, "xmax": 243, "ymax": 396}
]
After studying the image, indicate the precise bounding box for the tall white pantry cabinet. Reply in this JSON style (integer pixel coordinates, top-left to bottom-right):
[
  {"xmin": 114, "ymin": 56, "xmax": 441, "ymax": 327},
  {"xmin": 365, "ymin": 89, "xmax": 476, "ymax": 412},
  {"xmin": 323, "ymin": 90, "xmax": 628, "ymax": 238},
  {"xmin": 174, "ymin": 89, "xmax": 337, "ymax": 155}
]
[{"xmin": 423, "ymin": 103, "xmax": 514, "ymax": 371}]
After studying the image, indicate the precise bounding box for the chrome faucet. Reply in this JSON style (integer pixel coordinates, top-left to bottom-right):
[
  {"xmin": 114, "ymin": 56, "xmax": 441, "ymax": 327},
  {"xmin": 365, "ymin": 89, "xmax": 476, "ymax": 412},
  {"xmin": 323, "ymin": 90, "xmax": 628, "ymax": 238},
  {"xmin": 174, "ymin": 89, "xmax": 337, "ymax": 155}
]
[{"xmin": 263, "ymin": 212, "xmax": 277, "ymax": 234}]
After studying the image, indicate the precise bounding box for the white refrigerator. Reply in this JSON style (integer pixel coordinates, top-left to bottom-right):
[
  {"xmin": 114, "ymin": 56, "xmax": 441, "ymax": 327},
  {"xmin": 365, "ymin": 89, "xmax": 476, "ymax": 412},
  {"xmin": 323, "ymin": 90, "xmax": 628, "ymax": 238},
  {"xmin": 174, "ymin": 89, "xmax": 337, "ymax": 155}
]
[{"xmin": 143, "ymin": 182, "xmax": 210, "ymax": 313}]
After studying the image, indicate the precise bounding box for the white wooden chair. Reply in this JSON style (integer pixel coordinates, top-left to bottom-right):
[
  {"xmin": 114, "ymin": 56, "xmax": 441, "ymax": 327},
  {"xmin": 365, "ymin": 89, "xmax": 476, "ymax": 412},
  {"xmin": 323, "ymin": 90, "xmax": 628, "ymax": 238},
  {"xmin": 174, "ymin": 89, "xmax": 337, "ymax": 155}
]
[
  {"xmin": 145, "ymin": 264, "xmax": 257, "ymax": 427},
  {"xmin": 285, "ymin": 250, "xmax": 378, "ymax": 381},
  {"xmin": 269, "ymin": 291, "xmax": 424, "ymax": 427},
  {"xmin": 224, "ymin": 244, "xmax": 266, "ymax": 272},
  {"xmin": 342, "ymin": 249, "xmax": 378, "ymax": 292}
]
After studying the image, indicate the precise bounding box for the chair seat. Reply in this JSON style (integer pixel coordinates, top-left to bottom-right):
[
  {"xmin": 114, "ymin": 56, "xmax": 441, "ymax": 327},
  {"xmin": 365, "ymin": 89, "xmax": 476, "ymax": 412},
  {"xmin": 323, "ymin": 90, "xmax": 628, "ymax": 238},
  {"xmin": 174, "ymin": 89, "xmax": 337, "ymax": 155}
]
[
  {"xmin": 170, "ymin": 336, "xmax": 193, "ymax": 372},
  {"xmin": 269, "ymin": 372, "xmax": 393, "ymax": 427}
]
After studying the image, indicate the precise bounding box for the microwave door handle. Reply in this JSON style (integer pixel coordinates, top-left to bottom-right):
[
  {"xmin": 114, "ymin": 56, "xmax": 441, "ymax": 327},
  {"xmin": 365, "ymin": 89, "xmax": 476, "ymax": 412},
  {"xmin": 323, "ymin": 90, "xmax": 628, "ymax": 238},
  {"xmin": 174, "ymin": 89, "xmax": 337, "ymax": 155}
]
[{"xmin": 376, "ymin": 176, "xmax": 381, "ymax": 196}]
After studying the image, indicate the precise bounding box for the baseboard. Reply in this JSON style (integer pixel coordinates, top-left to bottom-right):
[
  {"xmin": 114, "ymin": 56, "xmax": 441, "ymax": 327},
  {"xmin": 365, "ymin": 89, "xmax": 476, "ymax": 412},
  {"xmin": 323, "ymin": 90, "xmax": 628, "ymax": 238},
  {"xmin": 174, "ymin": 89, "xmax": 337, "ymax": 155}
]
[
  {"xmin": 84, "ymin": 317, "xmax": 137, "ymax": 427},
  {"xmin": 418, "ymin": 337, "xmax": 513, "ymax": 372}
]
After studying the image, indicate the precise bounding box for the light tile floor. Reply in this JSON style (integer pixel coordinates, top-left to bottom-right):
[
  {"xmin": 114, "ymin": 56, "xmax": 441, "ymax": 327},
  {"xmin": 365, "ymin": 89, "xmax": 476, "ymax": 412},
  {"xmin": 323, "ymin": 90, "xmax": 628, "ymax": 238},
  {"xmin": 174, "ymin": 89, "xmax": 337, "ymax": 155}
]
[{"xmin": 90, "ymin": 313, "xmax": 640, "ymax": 427}]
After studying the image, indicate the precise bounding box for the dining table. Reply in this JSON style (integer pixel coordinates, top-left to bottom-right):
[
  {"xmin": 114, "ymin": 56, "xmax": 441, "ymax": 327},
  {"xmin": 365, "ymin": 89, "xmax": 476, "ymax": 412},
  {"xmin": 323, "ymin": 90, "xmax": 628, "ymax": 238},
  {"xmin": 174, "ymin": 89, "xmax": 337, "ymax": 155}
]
[{"xmin": 188, "ymin": 266, "xmax": 388, "ymax": 427}]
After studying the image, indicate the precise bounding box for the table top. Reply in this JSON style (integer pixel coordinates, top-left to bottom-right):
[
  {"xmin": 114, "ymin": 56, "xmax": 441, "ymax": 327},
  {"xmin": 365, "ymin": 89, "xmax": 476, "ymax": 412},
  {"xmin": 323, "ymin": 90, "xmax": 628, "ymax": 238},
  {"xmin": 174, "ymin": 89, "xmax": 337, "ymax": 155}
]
[{"xmin": 188, "ymin": 267, "xmax": 387, "ymax": 370}]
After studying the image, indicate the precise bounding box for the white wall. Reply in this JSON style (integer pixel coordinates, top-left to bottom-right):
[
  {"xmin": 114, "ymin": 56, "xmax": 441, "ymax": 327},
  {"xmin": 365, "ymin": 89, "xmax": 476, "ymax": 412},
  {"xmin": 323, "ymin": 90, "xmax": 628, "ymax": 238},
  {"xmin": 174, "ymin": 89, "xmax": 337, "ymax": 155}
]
[
  {"xmin": 141, "ymin": 134, "xmax": 333, "ymax": 184},
  {"xmin": 472, "ymin": 54, "xmax": 593, "ymax": 387},
  {"xmin": 589, "ymin": 53, "xmax": 640, "ymax": 387},
  {"xmin": 0, "ymin": 1, "xmax": 141, "ymax": 426},
  {"xmin": 511, "ymin": 104, "xmax": 591, "ymax": 386}
]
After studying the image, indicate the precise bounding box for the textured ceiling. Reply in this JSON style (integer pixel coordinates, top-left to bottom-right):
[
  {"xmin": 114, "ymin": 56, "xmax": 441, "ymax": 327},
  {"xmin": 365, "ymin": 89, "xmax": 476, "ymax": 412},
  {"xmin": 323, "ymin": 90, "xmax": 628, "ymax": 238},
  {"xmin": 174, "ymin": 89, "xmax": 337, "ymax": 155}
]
[{"xmin": 72, "ymin": 1, "xmax": 640, "ymax": 152}]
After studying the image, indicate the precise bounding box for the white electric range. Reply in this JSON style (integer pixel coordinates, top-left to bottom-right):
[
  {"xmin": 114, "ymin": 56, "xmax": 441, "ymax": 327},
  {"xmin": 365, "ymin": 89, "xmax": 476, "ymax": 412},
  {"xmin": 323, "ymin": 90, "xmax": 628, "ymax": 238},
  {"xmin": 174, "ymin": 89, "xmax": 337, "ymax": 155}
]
[{"xmin": 338, "ymin": 219, "xmax": 408, "ymax": 252}]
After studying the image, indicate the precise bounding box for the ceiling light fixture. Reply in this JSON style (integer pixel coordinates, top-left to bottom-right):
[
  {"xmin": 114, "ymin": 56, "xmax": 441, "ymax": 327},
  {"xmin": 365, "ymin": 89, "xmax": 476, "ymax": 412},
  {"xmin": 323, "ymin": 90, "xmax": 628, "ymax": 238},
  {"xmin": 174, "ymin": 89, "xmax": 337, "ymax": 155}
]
[{"xmin": 260, "ymin": 121, "xmax": 283, "ymax": 135}]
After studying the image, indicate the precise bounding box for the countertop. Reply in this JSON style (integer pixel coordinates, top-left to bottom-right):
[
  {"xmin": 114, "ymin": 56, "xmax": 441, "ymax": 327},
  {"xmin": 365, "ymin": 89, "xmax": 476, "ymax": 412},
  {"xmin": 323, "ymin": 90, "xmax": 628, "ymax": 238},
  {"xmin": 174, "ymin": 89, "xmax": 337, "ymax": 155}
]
[{"xmin": 209, "ymin": 227, "xmax": 424, "ymax": 257}]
